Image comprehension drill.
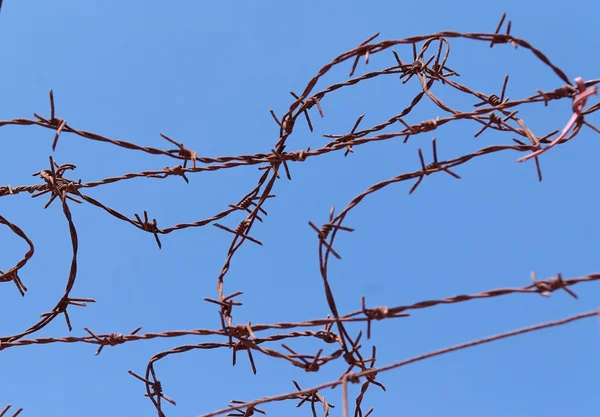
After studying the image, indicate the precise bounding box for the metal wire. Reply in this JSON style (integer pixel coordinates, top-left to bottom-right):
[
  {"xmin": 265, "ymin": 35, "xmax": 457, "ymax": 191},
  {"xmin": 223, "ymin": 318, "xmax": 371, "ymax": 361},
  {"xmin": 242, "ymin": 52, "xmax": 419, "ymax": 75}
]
[{"xmin": 1, "ymin": 12, "xmax": 599, "ymax": 417}]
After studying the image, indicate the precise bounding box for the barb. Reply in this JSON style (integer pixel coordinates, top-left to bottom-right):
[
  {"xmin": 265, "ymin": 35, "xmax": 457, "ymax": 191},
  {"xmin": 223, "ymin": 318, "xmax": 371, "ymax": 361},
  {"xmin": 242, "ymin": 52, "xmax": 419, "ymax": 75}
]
[{"xmin": 0, "ymin": 405, "xmax": 23, "ymax": 417}]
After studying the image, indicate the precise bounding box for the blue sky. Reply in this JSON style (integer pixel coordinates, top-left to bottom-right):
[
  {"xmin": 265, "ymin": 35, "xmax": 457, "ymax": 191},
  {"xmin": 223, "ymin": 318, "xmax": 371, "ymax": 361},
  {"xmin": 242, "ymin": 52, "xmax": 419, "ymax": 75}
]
[{"xmin": 1, "ymin": 1, "xmax": 599, "ymax": 416}]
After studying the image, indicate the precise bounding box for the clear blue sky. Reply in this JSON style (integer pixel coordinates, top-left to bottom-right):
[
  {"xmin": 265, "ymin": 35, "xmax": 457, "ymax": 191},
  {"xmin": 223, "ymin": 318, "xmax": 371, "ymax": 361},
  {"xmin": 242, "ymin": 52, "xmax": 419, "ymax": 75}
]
[{"xmin": 1, "ymin": 1, "xmax": 599, "ymax": 416}]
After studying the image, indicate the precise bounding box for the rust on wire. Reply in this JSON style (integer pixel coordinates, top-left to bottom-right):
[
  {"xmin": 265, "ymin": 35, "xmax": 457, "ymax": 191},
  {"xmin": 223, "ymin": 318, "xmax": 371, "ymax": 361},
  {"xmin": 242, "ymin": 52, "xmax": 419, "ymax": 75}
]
[{"xmin": 0, "ymin": 11, "xmax": 598, "ymax": 417}]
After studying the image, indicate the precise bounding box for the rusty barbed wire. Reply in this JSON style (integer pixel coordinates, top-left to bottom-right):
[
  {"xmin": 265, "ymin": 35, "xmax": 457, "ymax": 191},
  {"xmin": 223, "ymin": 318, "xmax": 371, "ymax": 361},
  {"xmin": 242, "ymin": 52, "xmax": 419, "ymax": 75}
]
[
  {"xmin": 1, "ymin": 12, "xmax": 599, "ymax": 417},
  {"xmin": 1, "ymin": 272, "xmax": 596, "ymax": 353},
  {"xmin": 206, "ymin": 308, "xmax": 600, "ymax": 417}
]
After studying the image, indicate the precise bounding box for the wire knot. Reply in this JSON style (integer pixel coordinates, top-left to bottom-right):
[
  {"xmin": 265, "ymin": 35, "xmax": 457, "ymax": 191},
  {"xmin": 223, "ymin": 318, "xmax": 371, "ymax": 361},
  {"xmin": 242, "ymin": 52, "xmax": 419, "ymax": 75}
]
[
  {"xmin": 531, "ymin": 272, "xmax": 578, "ymax": 299},
  {"xmin": 133, "ymin": 211, "xmax": 162, "ymax": 249},
  {"xmin": 163, "ymin": 165, "xmax": 189, "ymax": 183}
]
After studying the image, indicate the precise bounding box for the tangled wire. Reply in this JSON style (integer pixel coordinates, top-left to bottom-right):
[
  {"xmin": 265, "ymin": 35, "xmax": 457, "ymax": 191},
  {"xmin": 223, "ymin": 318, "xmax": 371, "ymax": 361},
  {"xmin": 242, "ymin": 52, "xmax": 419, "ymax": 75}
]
[{"xmin": 1, "ymin": 13, "xmax": 599, "ymax": 417}]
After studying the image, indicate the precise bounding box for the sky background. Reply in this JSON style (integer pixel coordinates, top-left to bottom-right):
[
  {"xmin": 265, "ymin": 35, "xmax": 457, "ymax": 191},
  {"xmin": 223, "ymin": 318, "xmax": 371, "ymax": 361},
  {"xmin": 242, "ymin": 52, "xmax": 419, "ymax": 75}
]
[{"xmin": 1, "ymin": 1, "xmax": 599, "ymax": 416}]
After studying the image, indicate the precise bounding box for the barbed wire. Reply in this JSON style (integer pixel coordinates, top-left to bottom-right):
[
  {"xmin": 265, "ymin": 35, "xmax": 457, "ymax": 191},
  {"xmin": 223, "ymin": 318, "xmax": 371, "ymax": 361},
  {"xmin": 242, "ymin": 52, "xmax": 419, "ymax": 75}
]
[{"xmin": 1, "ymin": 12, "xmax": 598, "ymax": 417}]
